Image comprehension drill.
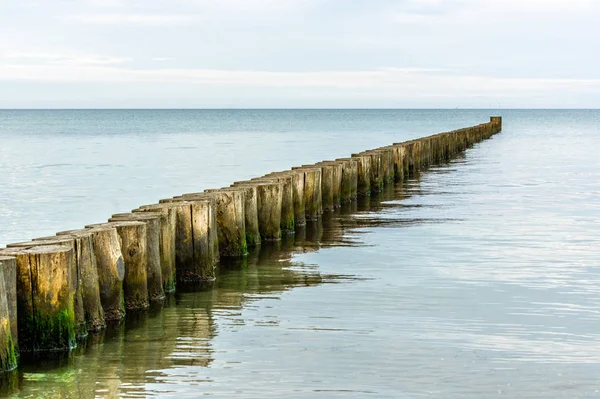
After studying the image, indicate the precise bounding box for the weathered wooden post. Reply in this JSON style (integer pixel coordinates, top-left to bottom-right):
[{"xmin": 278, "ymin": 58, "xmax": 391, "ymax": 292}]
[
  {"xmin": 86, "ymin": 225, "xmax": 126, "ymax": 321},
  {"xmin": 0, "ymin": 257, "xmax": 18, "ymax": 355},
  {"xmin": 154, "ymin": 198, "xmax": 218, "ymax": 282},
  {"xmin": 109, "ymin": 221, "xmax": 149, "ymax": 311},
  {"xmin": 491, "ymin": 116, "xmax": 502, "ymax": 132},
  {"xmin": 9, "ymin": 237, "xmax": 87, "ymax": 338},
  {"xmin": 307, "ymin": 163, "xmax": 333, "ymax": 212},
  {"xmin": 291, "ymin": 167, "xmax": 322, "ymax": 220},
  {"xmin": 109, "ymin": 213, "xmax": 165, "ymax": 302},
  {"xmin": 232, "ymin": 181, "xmax": 283, "ymax": 241},
  {"xmin": 0, "ymin": 245, "xmax": 76, "ymax": 352},
  {"xmin": 193, "ymin": 190, "xmax": 247, "ymax": 257},
  {"xmin": 206, "ymin": 186, "xmax": 261, "ymax": 246},
  {"xmin": 132, "ymin": 206, "xmax": 177, "ymax": 292},
  {"xmin": 351, "ymin": 153, "xmax": 372, "ymax": 196},
  {"xmin": 316, "ymin": 161, "xmax": 343, "ymax": 208},
  {"xmin": 0, "ymin": 258, "xmax": 17, "ymax": 372},
  {"xmin": 389, "ymin": 144, "xmax": 405, "ymax": 182},
  {"xmin": 254, "ymin": 173, "xmax": 295, "ymax": 233},
  {"xmin": 335, "ymin": 158, "xmax": 358, "ymax": 203},
  {"xmin": 281, "ymin": 170, "xmax": 306, "ymax": 226},
  {"xmin": 55, "ymin": 229, "xmax": 106, "ymax": 331}
]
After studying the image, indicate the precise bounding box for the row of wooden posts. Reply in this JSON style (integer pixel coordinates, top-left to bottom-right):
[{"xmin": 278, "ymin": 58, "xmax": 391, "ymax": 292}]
[{"xmin": 0, "ymin": 117, "xmax": 502, "ymax": 371}]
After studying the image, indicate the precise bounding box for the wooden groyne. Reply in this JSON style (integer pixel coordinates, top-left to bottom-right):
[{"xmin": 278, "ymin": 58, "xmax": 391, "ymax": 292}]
[{"xmin": 0, "ymin": 117, "xmax": 502, "ymax": 371}]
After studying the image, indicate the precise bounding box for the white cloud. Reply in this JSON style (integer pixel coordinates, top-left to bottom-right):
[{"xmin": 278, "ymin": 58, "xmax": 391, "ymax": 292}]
[
  {"xmin": 0, "ymin": 0, "xmax": 599, "ymax": 107},
  {"xmin": 1, "ymin": 52, "xmax": 130, "ymax": 66},
  {"xmin": 60, "ymin": 13, "xmax": 197, "ymax": 26}
]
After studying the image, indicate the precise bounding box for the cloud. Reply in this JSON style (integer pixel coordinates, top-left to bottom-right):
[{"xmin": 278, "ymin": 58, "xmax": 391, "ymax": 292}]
[
  {"xmin": 0, "ymin": 52, "xmax": 130, "ymax": 66},
  {"xmin": 59, "ymin": 13, "xmax": 197, "ymax": 26},
  {"xmin": 0, "ymin": 60, "xmax": 598, "ymax": 101}
]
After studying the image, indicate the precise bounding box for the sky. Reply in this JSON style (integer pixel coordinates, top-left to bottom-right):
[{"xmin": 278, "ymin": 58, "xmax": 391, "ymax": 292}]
[{"xmin": 0, "ymin": 0, "xmax": 598, "ymax": 108}]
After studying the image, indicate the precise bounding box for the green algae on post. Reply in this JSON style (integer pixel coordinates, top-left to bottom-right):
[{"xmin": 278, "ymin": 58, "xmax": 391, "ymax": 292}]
[
  {"xmin": 55, "ymin": 229, "xmax": 106, "ymax": 332},
  {"xmin": 0, "ymin": 259, "xmax": 17, "ymax": 372},
  {"xmin": 5, "ymin": 238, "xmax": 87, "ymax": 339},
  {"xmin": 0, "ymin": 245, "xmax": 77, "ymax": 353},
  {"xmin": 0, "ymin": 257, "xmax": 18, "ymax": 357}
]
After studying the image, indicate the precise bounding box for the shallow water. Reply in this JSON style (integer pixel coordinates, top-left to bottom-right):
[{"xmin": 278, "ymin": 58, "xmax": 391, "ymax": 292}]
[{"xmin": 1, "ymin": 110, "xmax": 600, "ymax": 398}]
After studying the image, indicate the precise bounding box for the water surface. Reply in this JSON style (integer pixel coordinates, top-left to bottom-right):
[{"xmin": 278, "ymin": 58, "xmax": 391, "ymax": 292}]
[{"xmin": 1, "ymin": 110, "xmax": 599, "ymax": 398}]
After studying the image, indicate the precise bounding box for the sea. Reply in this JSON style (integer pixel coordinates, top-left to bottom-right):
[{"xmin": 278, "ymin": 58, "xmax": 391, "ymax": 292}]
[{"xmin": 0, "ymin": 109, "xmax": 599, "ymax": 398}]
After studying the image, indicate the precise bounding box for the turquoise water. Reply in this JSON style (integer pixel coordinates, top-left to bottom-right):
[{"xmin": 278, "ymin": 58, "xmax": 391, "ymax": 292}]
[{"xmin": 1, "ymin": 110, "xmax": 600, "ymax": 398}]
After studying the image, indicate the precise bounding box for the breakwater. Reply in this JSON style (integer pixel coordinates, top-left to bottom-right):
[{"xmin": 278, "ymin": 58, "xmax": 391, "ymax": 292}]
[{"xmin": 0, "ymin": 117, "xmax": 502, "ymax": 371}]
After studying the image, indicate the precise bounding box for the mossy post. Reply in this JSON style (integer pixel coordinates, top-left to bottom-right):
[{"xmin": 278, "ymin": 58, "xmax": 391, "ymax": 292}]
[
  {"xmin": 200, "ymin": 190, "xmax": 247, "ymax": 257},
  {"xmin": 149, "ymin": 201, "xmax": 193, "ymax": 281},
  {"xmin": 256, "ymin": 170, "xmax": 306, "ymax": 227},
  {"xmin": 334, "ymin": 158, "xmax": 358, "ymax": 203},
  {"xmin": 109, "ymin": 214, "xmax": 165, "ymax": 302},
  {"xmin": 132, "ymin": 206, "xmax": 177, "ymax": 293},
  {"xmin": 351, "ymin": 154, "xmax": 372, "ymax": 197},
  {"xmin": 0, "ymin": 245, "xmax": 76, "ymax": 352},
  {"xmin": 10, "ymin": 237, "xmax": 87, "ymax": 339},
  {"xmin": 155, "ymin": 198, "xmax": 218, "ymax": 282},
  {"xmin": 233, "ymin": 181, "xmax": 283, "ymax": 241},
  {"xmin": 254, "ymin": 173, "xmax": 295, "ymax": 233},
  {"xmin": 0, "ymin": 259, "xmax": 17, "ymax": 372},
  {"xmin": 308, "ymin": 164, "xmax": 333, "ymax": 212},
  {"xmin": 315, "ymin": 161, "xmax": 344, "ymax": 210},
  {"xmin": 208, "ymin": 186, "xmax": 261, "ymax": 247},
  {"xmin": 0, "ymin": 257, "xmax": 18, "ymax": 355},
  {"xmin": 55, "ymin": 229, "xmax": 106, "ymax": 332},
  {"xmin": 292, "ymin": 167, "xmax": 322, "ymax": 221},
  {"xmin": 110, "ymin": 221, "xmax": 149, "ymax": 311},
  {"xmin": 86, "ymin": 226, "xmax": 125, "ymax": 321},
  {"xmin": 388, "ymin": 144, "xmax": 405, "ymax": 183}
]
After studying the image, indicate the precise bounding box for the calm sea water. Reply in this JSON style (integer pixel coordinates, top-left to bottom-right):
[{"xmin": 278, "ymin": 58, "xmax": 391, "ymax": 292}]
[{"xmin": 0, "ymin": 110, "xmax": 599, "ymax": 398}]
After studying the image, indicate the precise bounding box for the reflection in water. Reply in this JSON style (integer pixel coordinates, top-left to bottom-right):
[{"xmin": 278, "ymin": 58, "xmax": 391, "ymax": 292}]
[{"xmin": 1, "ymin": 184, "xmax": 411, "ymax": 398}]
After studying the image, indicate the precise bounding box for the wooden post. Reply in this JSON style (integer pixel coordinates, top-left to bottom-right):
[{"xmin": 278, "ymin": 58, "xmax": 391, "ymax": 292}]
[
  {"xmin": 132, "ymin": 206, "xmax": 177, "ymax": 292},
  {"xmin": 316, "ymin": 161, "xmax": 343, "ymax": 209},
  {"xmin": 0, "ymin": 258, "xmax": 17, "ymax": 371},
  {"xmin": 110, "ymin": 221, "xmax": 149, "ymax": 311},
  {"xmin": 309, "ymin": 163, "xmax": 333, "ymax": 212},
  {"xmin": 55, "ymin": 229, "xmax": 106, "ymax": 332},
  {"xmin": 155, "ymin": 198, "xmax": 218, "ymax": 282},
  {"xmin": 0, "ymin": 245, "xmax": 76, "ymax": 352},
  {"xmin": 86, "ymin": 226, "xmax": 126, "ymax": 321},
  {"xmin": 199, "ymin": 190, "xmax": 247, "ymax": 257},
  {"xmin": 0, "ymin": 257, "xmax": 18, "ymax": 356},
  {"xmin": 205, "ymin": 186, "xmax": 261, "ymax": 247},
  {"xmin": 334, "ymin": 158, "xmax": 358, "ymax": 203},
  {"xmin": 291, "ymin": 167, "xmax": 322, "ymax": 220},
  {"xmin": 254, "ymin": 173, "xmax": 295, "ymax": 233},
  {"xmin": 109, "ymin": 213, "xmax": 165, "ymax": 302},
  {"xmin": 231, "ymin": 181, "xmax": 283, "ymax": 241},
  {"xmin": 351, "ymin": 154, "xmax": 372, "ymax": 196},
  {"xmin": 8, "ymin": 237, "xmax": 87, "ymax": 339}
]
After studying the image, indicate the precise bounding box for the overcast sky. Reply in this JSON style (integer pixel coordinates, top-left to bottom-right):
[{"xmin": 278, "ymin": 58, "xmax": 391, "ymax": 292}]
[{"xmin": 0, "ymin": 0, "xmax": 598, "ymax": 108}]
